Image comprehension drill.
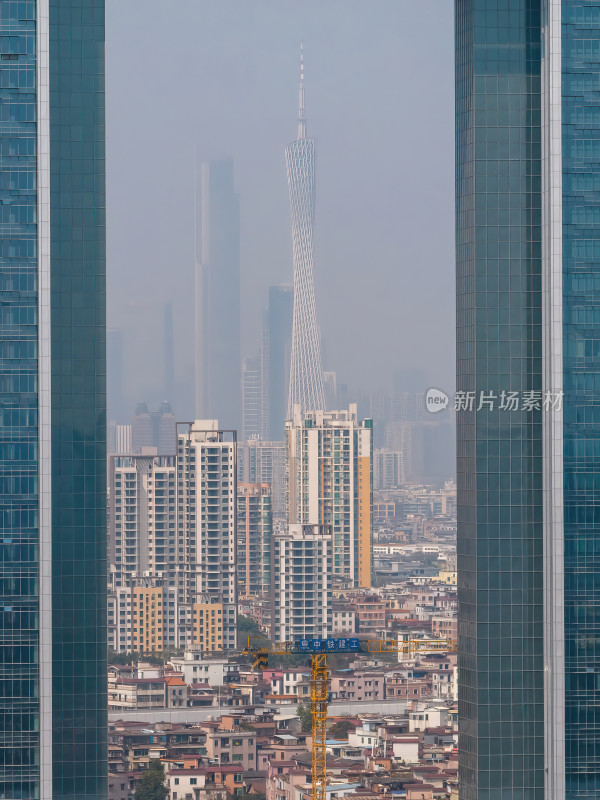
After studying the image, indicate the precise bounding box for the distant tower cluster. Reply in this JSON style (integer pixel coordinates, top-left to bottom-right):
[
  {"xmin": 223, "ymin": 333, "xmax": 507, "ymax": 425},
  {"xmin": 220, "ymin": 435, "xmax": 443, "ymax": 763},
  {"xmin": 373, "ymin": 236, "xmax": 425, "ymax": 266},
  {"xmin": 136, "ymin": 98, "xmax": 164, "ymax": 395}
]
[{"xmin": 286, "ymin": 45, "xmax": 325, "ymax": 416}]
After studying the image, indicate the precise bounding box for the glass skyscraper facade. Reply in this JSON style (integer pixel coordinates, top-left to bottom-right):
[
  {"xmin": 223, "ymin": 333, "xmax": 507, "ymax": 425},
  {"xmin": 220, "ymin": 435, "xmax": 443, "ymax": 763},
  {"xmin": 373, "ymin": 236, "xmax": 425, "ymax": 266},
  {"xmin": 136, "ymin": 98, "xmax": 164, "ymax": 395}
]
[
  {"xmin": 194, "ymin": 159, "xmax": 241, "ymax": 432},
  {"xmin": 0, "ymin": 2, "xmax": 106, "ymax": 799},
  {"xmin": 562, "ymin": 3, "xmax": 600, "ymax": 796},
  {"xmin": 457, "ymin": 2, "xmax": 600, "ymax": 798}
]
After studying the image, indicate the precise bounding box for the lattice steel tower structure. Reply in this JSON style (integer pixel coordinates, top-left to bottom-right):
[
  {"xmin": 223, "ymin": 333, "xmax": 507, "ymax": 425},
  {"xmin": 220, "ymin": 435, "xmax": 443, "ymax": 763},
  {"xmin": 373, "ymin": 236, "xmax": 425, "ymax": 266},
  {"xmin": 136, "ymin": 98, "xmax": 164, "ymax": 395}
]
[{"xmin": 286, "ymin": 45, "xmax": 325, "ymax": 416}]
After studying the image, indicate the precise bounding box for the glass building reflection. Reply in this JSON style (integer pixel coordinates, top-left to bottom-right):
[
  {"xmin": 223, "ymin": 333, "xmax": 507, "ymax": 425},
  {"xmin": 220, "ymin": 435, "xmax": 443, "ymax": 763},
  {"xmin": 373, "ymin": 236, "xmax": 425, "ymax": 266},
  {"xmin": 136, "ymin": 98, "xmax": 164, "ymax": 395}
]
[
  {"xmin": 0, "ymin": 2, "xmax": 107, "ymax": 798},
  {"xmin": 456, "ymin": 2, "xmax": 600, "ymax": 798}
]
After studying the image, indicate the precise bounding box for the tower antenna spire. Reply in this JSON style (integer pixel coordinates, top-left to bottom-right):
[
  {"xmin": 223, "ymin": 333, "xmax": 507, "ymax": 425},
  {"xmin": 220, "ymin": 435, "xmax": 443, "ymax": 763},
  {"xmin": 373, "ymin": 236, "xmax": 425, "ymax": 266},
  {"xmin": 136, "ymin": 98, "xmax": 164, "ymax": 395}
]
[{"xmin": 298, "ymin": 41, "xmax": 306, "ymax": 140}]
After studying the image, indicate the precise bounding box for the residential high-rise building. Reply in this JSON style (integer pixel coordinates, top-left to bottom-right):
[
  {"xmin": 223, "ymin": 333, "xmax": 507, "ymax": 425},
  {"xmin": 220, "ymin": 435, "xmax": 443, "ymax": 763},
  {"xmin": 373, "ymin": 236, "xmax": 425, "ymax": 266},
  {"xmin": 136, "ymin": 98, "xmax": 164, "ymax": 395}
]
[
  {"xmin": 0, "ymin": 3, "xmax": 107, "ymax": 798},
  {"xmin": 286, "ymin": 46, "xmax": 325, "ymax": 415},
  {"xmin": 107, "ymin": 584, "xmax": 134, "ymax": 654},
  {"xmin": 272, "ymin": 524, "xmax": 332, "ymax": 642},
  {"xmin": 132, "ymin": 582, "xmax": 164, "ymax": 654},
  {"xmin": 108, "ymin": 455, "xmax": 177, "ymax": 586},
  {"xmin": 177, "ymin": 421, "xmax": 237, "ymax": 650},
  {"xmin": 195, "ymin": 159, "xmax": 241, "ymax": 431},
  {"xmin": 108, "ymin": 423, "xmax": 240, "ymax": 654},
  {"xmin": 456, "ymin": 4, "xmax": 600, "ymax": 798},
  {"xmin": 237, "ymin": 483, "xmax": 273, "ymax": 598},
  {"xmin": 286, "ymin": 405, "xmax": 373, "ymax": 588},
  {"xmin": 238, "ymin": 439, "xmax": 288, "ymax": 515},
  {"xmin": 266, "ymin": 284, "xmax": 293, "ymax": 439},
  {"xmin": 107, "ymin": 579, "xmax": 184, "ymax": 654}
]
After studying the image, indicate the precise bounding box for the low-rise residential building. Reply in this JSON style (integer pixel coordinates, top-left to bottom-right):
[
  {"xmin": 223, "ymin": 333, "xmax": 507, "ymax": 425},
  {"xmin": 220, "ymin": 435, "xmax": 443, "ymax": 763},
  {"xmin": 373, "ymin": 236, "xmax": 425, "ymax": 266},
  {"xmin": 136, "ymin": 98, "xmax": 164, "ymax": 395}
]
[
  {"xmin": 168, "ymin": 768, "xmax": 206, "ymax": 800},
  {"xmin": 392, "ymin": 736, "xmax": 420, "ymax": 763},
  {"xmin": 331, "ymin": 603, "xmax": 357, "ymax": 634},
  {"xmin": 265, "ymin": 668, "xmax": 310, "ymax": 699},
  {"xmin": 108, "ymin": 667, "xmax": 167, "ymax": 711},
  {"xmin": 385, "ymin": 670, "xmax": 432, "ymax": 699},
  {"xmin": 169, "ymin": 651, "xmax": 240, "ymax": 687},
  {"xmin": 431, "ymin": 615, "xmax": 457, "ymax": 642},
  {"xmin": 201, "ymin": 724, "xmax": 257, "ymax": 770},
  {"xmin": 350, "ymin": 596, "xmax": 386, "ymax": 635},
  {"xmin": 166, "ymin": 676, "xmax": 188, "ymax": 708},
  {"xmin": 330, "ymin": 671, "xmax": 385, "ymax": 702}
]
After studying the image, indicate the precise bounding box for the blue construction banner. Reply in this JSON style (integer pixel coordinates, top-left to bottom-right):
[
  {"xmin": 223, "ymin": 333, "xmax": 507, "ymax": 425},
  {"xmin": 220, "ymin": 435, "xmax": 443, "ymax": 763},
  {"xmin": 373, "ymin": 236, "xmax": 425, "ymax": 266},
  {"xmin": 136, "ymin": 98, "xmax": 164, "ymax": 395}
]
[{"xmin": 294, "ymin": 637, "xmax": 362, "ymax": 654}]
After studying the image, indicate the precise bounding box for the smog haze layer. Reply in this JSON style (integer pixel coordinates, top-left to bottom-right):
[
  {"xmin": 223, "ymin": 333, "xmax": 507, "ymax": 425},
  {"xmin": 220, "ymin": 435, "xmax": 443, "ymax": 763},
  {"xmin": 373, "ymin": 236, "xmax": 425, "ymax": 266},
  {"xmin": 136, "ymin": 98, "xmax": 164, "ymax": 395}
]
[{"xmin": 106, "ymin": 0, "xmax": 454, "ymax": 418}]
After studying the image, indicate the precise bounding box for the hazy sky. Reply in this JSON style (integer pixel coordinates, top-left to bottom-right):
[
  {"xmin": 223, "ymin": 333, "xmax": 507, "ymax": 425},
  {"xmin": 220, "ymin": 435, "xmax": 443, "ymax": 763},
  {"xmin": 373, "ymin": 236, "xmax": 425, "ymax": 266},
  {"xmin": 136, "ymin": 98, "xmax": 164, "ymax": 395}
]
[{"xmin": 106, "ymin": 0, "xmax": 455, "ymax": 419}]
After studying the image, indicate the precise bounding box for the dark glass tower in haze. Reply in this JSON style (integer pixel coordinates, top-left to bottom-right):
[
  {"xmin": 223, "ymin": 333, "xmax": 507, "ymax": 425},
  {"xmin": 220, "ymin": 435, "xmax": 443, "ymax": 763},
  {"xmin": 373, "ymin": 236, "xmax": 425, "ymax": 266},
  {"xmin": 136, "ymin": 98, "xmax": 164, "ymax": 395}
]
[
  {"xmin": 195, "ymin": 158, "xmax": 241, "ymax": 431},
  {"xmin": 0, "ymin": 2, "xmax": 107, "ymax": 799},
  {"xmin": 457, "ymin": 2, "xmax": 600, "ymax": 798}
]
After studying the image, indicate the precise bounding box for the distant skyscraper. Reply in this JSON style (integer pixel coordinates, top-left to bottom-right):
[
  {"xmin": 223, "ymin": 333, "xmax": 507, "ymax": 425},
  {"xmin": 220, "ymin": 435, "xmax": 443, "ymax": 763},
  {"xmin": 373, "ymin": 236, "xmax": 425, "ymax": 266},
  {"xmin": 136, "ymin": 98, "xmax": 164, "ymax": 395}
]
[
  {"xmin": 323, "ymin": 370, "xmax": 338, "ymax": 410},
  {"xmin": 286, "ymin": 405, "xmax": 373, "ymax": 588},
  {"xmin": 152, "ymin": 401, "xmax": 176, "ymax": 455},
  {"xmin": 131, "ymin": 401, "xmax": 176, "ymax": 455},
  {"xmin": 286, "ymin": 46, "xmax": 325, "ymax": 416},
  {"xmin": 0, "ymin": 4, "xmax": 107, "ymax": 798},
  {"xmin": 374, "ymin": 449, "xmax": 405, "ymax": 490},
  {"xmin": 242, "ymin": 355, "xmax": 268, "ymax": 441},
  {"xmin": 456, "ymin": 4, "xmax": 600, "ymax": 798},
  {"xmin": 266, "ymin": 284, "xmax": 293, "ymax": 439},
  {"xmin": 107, "ymin": 328, "xmax": 127, "ymax": 423},
  {"xmin": 132, "ymin": 401, "xmax": 153, "ymax": 453},
  {"xmin": 238, "ymin": 439, "xmax": 288, "ymax": 515},
  {"xmin": 163, "ymin": 302, "xmax": 175, "ymax": 401},
  {"xmin": 195, "ymin": 159, "xmax": 241, "ymax": 431}
]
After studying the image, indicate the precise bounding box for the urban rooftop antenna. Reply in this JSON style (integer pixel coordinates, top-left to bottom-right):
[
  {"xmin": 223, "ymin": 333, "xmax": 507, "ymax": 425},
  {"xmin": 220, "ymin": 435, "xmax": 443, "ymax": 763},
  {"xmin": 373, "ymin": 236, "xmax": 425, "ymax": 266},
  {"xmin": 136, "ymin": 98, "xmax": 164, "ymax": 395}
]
[{"xmin": 298, "ymin": 41, "xmax": 306, "ymax": 140}]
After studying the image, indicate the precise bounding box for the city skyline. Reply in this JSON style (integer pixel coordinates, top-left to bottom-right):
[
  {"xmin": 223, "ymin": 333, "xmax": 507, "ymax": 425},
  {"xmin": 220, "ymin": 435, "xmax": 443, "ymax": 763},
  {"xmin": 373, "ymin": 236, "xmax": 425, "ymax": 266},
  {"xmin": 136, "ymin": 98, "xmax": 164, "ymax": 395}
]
[
  {"xmin": 10, "ymin": 4, "xmax": 600, "ymax": 800},
  {"xmin": 105, "ymin": 1, "xmax": 455, "ymax": 417}
]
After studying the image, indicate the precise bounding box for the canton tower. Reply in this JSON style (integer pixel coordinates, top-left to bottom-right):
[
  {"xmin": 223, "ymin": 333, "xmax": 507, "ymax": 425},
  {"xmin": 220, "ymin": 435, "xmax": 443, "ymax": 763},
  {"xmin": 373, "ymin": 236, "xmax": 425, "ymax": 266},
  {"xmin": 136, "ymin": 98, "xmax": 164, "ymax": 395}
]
[{"xmin": 286, "ymin": 45, "xmax": 325, "ymax": 416}]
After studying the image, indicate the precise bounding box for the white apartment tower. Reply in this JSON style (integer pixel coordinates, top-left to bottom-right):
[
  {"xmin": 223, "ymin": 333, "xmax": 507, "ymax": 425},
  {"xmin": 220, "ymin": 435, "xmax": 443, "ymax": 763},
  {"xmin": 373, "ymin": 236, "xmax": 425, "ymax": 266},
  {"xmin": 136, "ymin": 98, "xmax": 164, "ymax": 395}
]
[
  {"xmin": 108, "ymin": 454, "xmax": 177, "ymax": 585},
  {"xmin": 286, "ymin": 404, "xmax": 373, "ymax": 588},
  {"xmin": 272, "ymin": 524, "xmax": 332, "ymax": 642},
  {"xmin": 177, "ymin": 420, "xmax": 237, "ymax": 650}
]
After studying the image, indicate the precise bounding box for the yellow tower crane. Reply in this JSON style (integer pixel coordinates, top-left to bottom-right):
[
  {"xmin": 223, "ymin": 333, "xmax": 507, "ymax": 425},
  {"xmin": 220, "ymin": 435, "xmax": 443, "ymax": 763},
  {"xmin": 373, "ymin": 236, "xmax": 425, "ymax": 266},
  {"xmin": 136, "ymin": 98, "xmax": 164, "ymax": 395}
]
[{"xmin": 244, "ymin": 635, "xmax": 456, "ymax": 800}]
